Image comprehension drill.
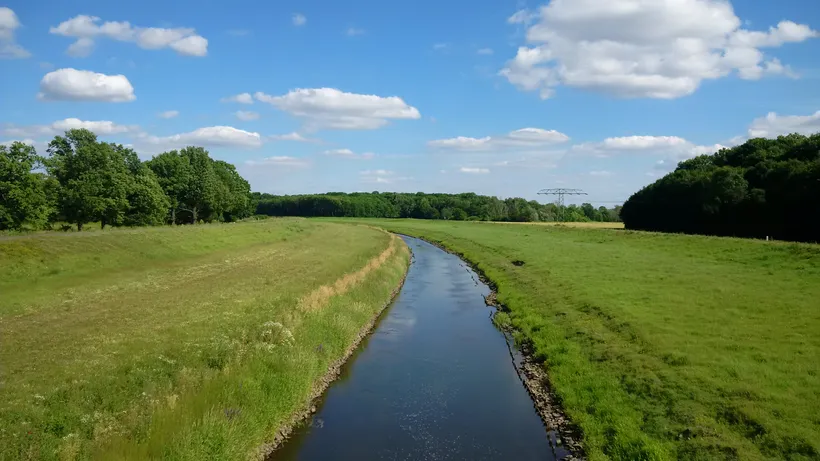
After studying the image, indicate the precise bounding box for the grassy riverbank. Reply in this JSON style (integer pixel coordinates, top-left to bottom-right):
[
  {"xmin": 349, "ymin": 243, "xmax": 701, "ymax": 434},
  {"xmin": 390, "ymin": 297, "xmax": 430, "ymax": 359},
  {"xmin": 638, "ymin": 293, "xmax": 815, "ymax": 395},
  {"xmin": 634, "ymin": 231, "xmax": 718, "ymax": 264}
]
[
  {"xmin": 0, "ymin": 219, "xmax": 409, "ymax": 460},
  {"xmin": 343, "ymin": 219, "xmax": 820, "ymax": 461}
]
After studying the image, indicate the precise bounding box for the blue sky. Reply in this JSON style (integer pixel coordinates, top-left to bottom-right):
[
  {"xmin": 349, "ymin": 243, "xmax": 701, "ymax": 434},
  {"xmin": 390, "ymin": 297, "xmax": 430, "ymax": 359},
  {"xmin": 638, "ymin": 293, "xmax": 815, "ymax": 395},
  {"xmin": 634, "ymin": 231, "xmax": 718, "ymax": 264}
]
[{"xmin": 2, "ymin": 0, "xmax": 819, "ymax": 205}]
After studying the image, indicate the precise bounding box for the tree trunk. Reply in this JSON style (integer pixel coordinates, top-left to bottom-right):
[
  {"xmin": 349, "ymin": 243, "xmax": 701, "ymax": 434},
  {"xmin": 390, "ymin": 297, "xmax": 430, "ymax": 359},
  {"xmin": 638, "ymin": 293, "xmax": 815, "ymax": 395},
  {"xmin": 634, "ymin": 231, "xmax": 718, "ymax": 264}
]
[
  {"xmin": 192, "ymin": 207, "xmax": 198, "ymax": 224},
  {"xmin": 171, "ymin": 207, "xmax": 176, "ymax": 225},
  {"xmin": 77, "ymin": 222, "xmax": 83, "ymax": 232},
  {"xmin": 101, "ymin": 218, "xmax": 106, "ymax": 229}
]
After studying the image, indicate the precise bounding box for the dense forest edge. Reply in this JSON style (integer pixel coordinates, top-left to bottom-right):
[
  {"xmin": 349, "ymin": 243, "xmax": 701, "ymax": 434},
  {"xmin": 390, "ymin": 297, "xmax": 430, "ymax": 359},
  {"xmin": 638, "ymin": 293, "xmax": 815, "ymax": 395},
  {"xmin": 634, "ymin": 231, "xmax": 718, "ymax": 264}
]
[
  {"xmin": 621, "ymin": 132, "xmax": 820, "ymax": 243},
  {"xmin": 254, "ymin": 192, "xmax": 621, "ymax": 223}
]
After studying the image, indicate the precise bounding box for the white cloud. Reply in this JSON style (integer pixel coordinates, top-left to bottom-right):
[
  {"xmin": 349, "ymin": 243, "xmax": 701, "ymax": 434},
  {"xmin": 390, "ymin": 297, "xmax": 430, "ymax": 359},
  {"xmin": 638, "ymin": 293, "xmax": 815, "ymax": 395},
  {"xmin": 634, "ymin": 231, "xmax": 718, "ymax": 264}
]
[
  {"xmin": 50, "ymin": 15, "xmax": 208, "ymax": 57},
  {"xmin": 460, "ymin": 167, "xmax": 490, "ymax": 174},
  {"xmin": 292, "ymin": 13, "xmax": 306, "ymax": 26},
  {"xmin": 602, "ymin": 136, "xmax": 689, "ymax": 150},
  {"xmin": 137, "ymin": 126, "xmax": 262, "ymax": 150},
  {"xmin": 359, "ymin": 169, "xmax": 411, "ymax": 184},
  {"xmin": 38, "ymin": 69, "xmax": 136, "ymax": 102},
  {"xmin": 429, "ymin": 127, "xmax": 570, "ymax": 151},
  {"xmin": 1, "ymin": 118, "xmax": 140, "ymax": 138},
  {"xmin": 158, "ymin": 110, "xmax": 179, "ymax": 119},
  {"xmin": 347, "ymin": 27, "xmax": 365, "ymax": 36},
  {"xmin": 324, "ymin": 148, "xmax": 375, "ymax": 159},
  {"xmin": 255, "ymin": 88, "xmax": 421, "ymax": 130},
  {"xmin": 235, "ymin": 110, "xmax": 260, "ymax": 121},
  {"xmin": 0, "ymin": 7, "xmax": 31, "ymax": 59},
  {"xmin": 589, "ymin": 170, "xmax": 613, "ymax": 176},
  {"xmin": 571, "ymin": 134, "xmax": 725, "ymax": 171},
  {"xmin": 360, "ymin": 169, "xmax": 394, "ymax": 176},
  {"xmin": 508, "ymin": 9, "xmax": 538, "ymax": 25},
  {"xmin": 747, "ymin": 111, "xmax": 820, "ymax": 138},
  {"xmin": 501, "ymin": 0, "xmax": 818, "ymax": 100},
  {"xmin": 66, "ymin": 37, "xmax": 94, "ymax": 57},
  {"xmin": 433, "ymin": 43, "xmax": 448, "ymax": 50},
  {"xmin": 246, "ymin": 156, "xmax": 310, "ymax": 167},
  {"xmin": 221, "ymin": 93, "xmax": 254, "ymax": 104},
  {"xmin": 269, "ymin": 132, "xmax": 317, "ymax": 142},
  {"xmin": 477, "ymin": 48, "xmax": 494, "ymax": 55}
]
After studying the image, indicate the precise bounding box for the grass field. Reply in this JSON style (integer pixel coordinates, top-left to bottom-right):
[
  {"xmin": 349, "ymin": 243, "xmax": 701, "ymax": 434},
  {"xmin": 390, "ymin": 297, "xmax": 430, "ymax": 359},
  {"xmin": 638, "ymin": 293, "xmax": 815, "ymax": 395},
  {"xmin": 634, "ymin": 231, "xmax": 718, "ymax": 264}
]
[
  {"xmin": 340, "ymin": 219, "xmax": 820, "ymax": 461},
  {"xmin": 0, "ymin": 219, "xmax": 409, "ymax": 460}
]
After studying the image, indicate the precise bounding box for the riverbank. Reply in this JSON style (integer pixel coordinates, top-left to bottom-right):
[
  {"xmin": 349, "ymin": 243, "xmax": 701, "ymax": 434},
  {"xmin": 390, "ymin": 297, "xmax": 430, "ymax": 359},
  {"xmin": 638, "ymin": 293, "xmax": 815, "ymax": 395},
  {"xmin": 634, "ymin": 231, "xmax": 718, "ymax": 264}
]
[
  {"xmin": 0, "ymin": 220, "xmax": 409, "ymax": 460},
  {"xmin": 341, "ymin": 219, "xmax": 820, "ymax": 461},
  {"xmin": 269, "ymin": 236, "xmax": 556, "ymax": 461}
]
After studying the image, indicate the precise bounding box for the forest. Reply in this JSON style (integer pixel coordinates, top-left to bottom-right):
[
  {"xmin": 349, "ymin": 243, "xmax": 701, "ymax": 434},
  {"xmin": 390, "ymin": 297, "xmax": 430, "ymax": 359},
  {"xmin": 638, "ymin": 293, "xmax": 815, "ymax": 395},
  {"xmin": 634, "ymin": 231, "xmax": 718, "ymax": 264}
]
[
  {"xmin": 0, "ymin": 129, "xmax": 253, "ymax": 231},
  {"xmin": 621, "ymin": 133, "xmax": 820, "ymax": 242},
  {"xmin": 254, "ymin": 192, "xmax": 622, "ymax": 223}
]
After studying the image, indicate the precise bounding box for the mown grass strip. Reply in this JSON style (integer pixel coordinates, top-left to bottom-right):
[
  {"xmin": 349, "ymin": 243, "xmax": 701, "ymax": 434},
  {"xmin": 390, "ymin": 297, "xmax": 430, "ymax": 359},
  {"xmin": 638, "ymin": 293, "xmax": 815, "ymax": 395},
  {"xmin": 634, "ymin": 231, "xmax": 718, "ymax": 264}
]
[{"xmin": 0, "ymin": 220, "xmax": 409, "ymax": 460}]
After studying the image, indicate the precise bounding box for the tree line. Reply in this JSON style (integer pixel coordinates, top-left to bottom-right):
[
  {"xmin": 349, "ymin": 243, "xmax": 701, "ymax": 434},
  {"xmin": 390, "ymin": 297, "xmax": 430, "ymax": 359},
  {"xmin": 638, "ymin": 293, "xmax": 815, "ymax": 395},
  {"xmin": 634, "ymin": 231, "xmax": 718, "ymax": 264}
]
[
  {"xmin": 621, "ymin": 133, "xmax": 820, "ymax": 242},
  {"xmin": 0, "ymin": 129, "xmax": 253, "ymax": 231},
  {"xmin": 254, "ymin": 192, "xmax": 622, "ymax": 223},
  {"xmin": 2, "ymin": 127, "xmax": 622, "ymax": 232}
]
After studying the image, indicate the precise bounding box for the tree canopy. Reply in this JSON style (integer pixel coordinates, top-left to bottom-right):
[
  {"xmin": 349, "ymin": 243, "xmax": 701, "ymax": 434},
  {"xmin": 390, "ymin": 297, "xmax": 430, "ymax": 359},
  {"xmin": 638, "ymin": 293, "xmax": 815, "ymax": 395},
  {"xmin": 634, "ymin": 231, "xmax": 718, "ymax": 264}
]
[
  {"xmin": 0, "ymin": 142, "xmax": 53, "ymax": 230},
  {"xmin": 0, "ymin": 128, "xmax": 253, "ymax": 231},
  {"xmin": 621, "ymin": 133, "xmax": 820, "ymax": 242}
]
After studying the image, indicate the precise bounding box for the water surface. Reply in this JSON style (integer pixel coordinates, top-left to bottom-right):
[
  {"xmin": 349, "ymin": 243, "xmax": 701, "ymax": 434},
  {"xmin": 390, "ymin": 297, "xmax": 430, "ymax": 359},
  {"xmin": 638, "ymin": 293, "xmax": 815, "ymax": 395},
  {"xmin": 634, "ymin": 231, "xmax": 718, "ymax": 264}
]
[{"xmin": 271, "ymin": 236, "xmax": 556, "ymax": 460}]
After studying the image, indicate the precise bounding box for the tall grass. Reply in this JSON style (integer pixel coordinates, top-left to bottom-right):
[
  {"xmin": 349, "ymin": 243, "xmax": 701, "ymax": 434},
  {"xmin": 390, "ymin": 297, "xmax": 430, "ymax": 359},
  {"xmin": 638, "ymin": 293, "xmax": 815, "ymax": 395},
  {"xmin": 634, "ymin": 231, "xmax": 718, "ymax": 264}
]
[
  {"xmin": 0, "ymin": 220, "xmax": 409, "ymax": 460},
  {"xmin": 346, "ymin": 219, "xmax": 820, "ymax": 461}
]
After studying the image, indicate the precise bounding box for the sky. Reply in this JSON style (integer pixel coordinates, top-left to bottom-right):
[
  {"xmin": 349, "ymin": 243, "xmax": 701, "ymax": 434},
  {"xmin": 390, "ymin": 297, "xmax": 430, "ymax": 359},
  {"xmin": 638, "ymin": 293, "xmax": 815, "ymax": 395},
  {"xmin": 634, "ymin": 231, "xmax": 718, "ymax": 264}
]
[{"xmin": 1, "ymin": 0, "xmax": 820, "ymax": 205}]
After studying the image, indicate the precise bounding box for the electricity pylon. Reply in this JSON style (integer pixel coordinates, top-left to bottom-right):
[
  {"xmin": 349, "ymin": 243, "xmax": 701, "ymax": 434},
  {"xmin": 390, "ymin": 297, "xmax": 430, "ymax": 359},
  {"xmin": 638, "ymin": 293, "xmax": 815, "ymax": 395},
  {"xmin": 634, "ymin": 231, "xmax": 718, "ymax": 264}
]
[{"xmin": 537, "ymin": 188, "xmax": 588, "ymax": 222}]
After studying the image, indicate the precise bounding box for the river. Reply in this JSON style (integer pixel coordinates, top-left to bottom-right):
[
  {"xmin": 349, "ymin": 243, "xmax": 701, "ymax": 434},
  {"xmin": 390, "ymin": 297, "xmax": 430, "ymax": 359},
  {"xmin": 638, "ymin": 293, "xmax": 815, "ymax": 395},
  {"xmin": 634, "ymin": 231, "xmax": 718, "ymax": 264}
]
[{"xmin": 269, "ymin": 236, "xmax": 561, "ymax": 460}]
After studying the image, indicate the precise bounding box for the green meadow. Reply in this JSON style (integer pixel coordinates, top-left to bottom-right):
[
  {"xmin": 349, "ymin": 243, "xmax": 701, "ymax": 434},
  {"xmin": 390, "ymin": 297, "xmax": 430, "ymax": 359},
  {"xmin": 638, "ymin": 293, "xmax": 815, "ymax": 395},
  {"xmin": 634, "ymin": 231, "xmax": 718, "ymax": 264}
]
[
  {"xmin": 348, "ymin": 219, "xmax": 820, "ymax": 461},
  {"xmin": 0, "ymin": 219, "xmax": 409, "ymax": 460}
]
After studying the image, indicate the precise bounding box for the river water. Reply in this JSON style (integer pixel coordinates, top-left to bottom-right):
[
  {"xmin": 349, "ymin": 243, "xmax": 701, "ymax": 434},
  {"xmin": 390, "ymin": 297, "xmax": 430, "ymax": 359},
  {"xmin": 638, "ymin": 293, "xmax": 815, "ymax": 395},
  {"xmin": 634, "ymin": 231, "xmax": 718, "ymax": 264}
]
[{"xmin": 270, "ymin": 236, "xmax": 558, "ymax": 460}]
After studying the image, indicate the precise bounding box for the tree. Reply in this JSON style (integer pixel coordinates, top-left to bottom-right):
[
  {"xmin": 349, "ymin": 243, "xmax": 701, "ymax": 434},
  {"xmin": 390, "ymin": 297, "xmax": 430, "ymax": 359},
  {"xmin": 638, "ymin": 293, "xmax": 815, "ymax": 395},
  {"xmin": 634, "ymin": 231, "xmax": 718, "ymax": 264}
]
[
  {"xmin": 45, "ymin": 129, "xmax": 131, "ymax": 231},
  {"xmin": 124, "ymin": 169, "xmax": 170, "ymax": 227},
  {"xmin": 147, "ymin": 150, "xmax": 193, "ymax": 224},
  {"xmin": 211, "ymin": 160, "xmax": 252, "ymax": 222},
  {"xmin": 0, "ymin": 142, "xmax": 52, "ymax": 230}
]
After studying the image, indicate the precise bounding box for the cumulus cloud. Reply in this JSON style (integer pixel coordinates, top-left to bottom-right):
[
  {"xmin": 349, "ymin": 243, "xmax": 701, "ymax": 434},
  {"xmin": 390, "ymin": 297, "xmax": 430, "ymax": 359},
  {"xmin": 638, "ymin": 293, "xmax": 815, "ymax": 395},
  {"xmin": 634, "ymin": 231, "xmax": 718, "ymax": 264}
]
[
  {"xmin": 255, "ymin": 88, "xmax": 421, "ymax": 130},
  {"xmin": 501, "ymin": 0, "xmax": 818, "ymax": 99},
  {"xmin": 1, "ymin": 119, "xmax": 140, "ymax": 141},
  {"xmin": 269, "ymin": 132, "xmax": 318, "ymax": 142},
  {"xmin": 235, "ymin": 110, "xmax": 260, "ymax": 121},
  {"xmin": 747, "ymin": 111, "xmax": 820, "ymax": 138},
  {"xmin": 38, "ymin": 68, "xmax": 136, "ymax": 102},
  {"xmin": 292, "ymin": 13, "xmax": 306, "ymax": 26},
  {"xmin": 323, "ymin": 148, "xmax": 375, "ymax": 159},
  {"xmin": 508, "ymin": 9, "xmax": 538, "ymax": 25},
  {"xmin": 246, "ymin": 156, "xmax": 310, "ymax": 167},
  {"xmin": 589, "ymin": 170, "xmax": 613, "ymax": 177},
  {"xmin": 50, "ymin": 15, "xmax": 208, "ymax": 57},
  {"xmin": 0, "ymin": 7, "xmax": 31, "ymax": 59},
  {"xmin": 158, "ymin": 110, "xmax": 179, "ymax": 119},
  {"xmin": 347, "ymin": 27, "xmax": 365, "ymax": 36},
  {"xmin": 136, "ymin": 126, "xmax": 262, "ymax": 151},
  {"xmin": 460, "ymin": 167, "xmax": 490, "ymax": 174},
  {"xmin": 429, "ymin": 127, "xmax": 570, "ymax": 151},
  {"xmin": 221, "ymin": 93, "xmax": 254, "ymax": 104},
  {"xmin": 360, "ymin": 169, "xmax": 411, "ymax": 184},
  {"xmin": 573, "ymin": 135, "xmax": 722, "ymax": 166}
]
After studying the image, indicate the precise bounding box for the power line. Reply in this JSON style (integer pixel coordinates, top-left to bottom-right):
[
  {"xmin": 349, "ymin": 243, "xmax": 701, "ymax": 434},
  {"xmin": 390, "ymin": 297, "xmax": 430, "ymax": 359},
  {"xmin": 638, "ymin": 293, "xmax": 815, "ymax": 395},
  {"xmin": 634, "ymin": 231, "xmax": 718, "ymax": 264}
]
[{"xmin": 538, "ymin": 188, "xmax": 588, "ymax": 222}]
